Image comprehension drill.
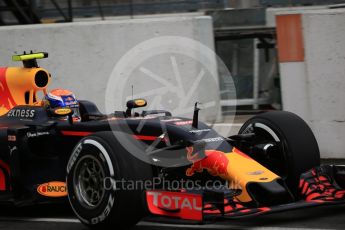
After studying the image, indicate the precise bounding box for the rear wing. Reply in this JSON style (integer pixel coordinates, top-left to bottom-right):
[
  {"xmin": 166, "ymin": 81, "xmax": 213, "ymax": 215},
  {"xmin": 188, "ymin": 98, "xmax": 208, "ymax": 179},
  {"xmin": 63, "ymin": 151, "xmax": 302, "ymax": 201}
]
[{"xmin": 12, "ymin": 52, "xmax": 48, "ymax": 68}]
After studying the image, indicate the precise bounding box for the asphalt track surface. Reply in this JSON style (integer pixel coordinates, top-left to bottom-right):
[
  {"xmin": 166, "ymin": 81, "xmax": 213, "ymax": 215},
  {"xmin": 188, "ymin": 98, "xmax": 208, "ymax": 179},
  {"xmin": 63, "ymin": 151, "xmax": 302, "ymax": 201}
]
[
  {"xmin": 0, "ymin": 203, "xmax": 344, "ymax": 230},
  {"xmin": 1, "ymin": 159, "xmax": 344, "ymax": 230}
]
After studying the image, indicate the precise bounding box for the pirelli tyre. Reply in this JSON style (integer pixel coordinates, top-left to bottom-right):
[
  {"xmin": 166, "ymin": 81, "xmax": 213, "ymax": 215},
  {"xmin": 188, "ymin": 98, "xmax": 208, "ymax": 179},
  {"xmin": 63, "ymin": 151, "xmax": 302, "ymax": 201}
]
[
  {"xmin": 239, "ymin": 111, "xmax": 320, "ymax": 197},
  {"xmin": 66, "ymin": 131, "xmax": 152, "ymax": 229}
]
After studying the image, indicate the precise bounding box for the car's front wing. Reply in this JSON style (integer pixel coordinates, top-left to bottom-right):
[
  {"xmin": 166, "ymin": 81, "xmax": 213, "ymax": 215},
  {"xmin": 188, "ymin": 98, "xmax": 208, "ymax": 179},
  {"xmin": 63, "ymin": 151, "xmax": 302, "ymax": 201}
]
[{"xmin": 145, "ymin": 165, "xmax": 345, "ymax": 223}]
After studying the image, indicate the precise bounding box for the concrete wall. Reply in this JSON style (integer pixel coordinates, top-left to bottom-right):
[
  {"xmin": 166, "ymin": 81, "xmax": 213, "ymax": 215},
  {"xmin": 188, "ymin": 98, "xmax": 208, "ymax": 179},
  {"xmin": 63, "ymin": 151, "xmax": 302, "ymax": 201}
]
[
  {"xmin": 276, "ymin": 9, "xmax": 345, "ymax": 159},
  {"xmin": 0, "ymin": 16, "xmax": 222, "ymax": 122},
  {"xmin": 302, "ymin": 9, "xmax": 345, "ymax": 159}
]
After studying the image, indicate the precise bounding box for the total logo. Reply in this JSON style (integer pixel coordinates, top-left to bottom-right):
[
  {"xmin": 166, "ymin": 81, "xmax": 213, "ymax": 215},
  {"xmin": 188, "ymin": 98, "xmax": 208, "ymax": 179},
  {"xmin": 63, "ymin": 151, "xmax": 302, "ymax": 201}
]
[
  {"xmin": 146, "ymin": 191, "xmax": 203, "ymax": 221},
  {"xmin": 37, "ymin": 181, "xmax": 67, "ymax": 197},
  {"xmin": 147, "ymin": 191, "xmax": 202, "ymax": 211}
]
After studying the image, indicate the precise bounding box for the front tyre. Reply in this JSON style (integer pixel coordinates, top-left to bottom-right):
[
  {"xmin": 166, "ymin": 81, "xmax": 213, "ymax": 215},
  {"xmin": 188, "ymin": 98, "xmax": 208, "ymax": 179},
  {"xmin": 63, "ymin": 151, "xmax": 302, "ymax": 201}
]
[
  {"xmin": 66, "ymin": 132, "xmax": 152, "ymax": 229},
  {"xmin": 239, "ymin": 111, "xmax": 320, "ymax": 197}
]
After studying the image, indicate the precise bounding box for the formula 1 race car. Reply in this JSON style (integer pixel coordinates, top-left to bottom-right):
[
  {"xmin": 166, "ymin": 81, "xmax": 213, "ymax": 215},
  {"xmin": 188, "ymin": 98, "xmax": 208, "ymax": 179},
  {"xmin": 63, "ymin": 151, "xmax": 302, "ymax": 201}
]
[{"xmin": 0, "ymin": 52, "xmax": 344, "ymax": 229}]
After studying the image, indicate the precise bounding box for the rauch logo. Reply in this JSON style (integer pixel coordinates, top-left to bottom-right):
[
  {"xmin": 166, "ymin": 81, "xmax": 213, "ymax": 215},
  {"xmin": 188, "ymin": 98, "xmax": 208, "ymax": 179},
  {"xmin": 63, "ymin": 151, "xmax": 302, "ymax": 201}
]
[{"xmin": 37, "ymin": 181, "xmax": 67, "ymax": 197}]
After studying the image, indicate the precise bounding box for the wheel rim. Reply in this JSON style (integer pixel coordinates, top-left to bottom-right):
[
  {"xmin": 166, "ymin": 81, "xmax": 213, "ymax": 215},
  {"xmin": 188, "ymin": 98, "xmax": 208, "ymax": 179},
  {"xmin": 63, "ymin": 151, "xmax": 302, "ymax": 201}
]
[
  {"xmin": 241, "ymin": 122, "xmax": 289, "ymax": 178},
  {"xmin": 74, "ymin": 155, "xmax": 106, "ymax": 209}
]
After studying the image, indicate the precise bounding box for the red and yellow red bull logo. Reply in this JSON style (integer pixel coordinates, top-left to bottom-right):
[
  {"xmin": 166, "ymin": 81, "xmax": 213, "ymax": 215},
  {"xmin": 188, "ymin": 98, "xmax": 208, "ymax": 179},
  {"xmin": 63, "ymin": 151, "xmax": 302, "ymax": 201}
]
[
  {"xmin": 186, "ymin": 147, "xmax": 229, "ymax": 178},
  {"xmin": 185, "ymin": 146, "xmax": 280, "ymax": 203},
  {"xmin": 0, "ymin": 68, "xmax": 16, "ymax": 115},
  {"xmin": 0, "ymin": 67, "xmax": 50, "ymax": 116}
]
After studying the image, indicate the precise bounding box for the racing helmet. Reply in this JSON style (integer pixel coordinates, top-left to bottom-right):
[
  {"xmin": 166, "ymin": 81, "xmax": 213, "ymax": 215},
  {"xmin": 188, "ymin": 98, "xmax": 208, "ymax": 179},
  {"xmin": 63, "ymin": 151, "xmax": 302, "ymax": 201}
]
[{"xmin": 44, "ymin": 89, "xmax": 81, "ymax": 122}]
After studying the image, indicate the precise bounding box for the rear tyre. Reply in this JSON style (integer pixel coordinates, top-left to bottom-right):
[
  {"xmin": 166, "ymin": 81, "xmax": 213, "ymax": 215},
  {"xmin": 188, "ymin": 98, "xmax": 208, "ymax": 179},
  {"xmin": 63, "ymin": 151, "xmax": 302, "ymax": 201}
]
[
  {"xmin": 239, "ymin": 111, "xmax": 320, "ymax": 197},
  {"xmin": 66, "ymin": 132, "xmax": 152, "ymax": 229}
]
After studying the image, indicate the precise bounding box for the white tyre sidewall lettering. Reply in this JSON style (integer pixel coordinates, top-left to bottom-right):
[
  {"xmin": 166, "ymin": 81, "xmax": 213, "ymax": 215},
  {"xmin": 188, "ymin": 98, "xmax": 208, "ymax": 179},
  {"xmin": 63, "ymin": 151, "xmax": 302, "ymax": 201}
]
[{"xmin": 67, "ymin": 138, "xmax": 116, "ymax": 225}]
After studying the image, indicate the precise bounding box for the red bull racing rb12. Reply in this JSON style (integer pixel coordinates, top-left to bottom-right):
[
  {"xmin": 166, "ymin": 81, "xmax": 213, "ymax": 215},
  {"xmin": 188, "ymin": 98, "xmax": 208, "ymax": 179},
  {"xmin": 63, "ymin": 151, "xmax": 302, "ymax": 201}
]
[{"xmin": 0, "ymin": 52, "xmax": 344, "ymax": 229}]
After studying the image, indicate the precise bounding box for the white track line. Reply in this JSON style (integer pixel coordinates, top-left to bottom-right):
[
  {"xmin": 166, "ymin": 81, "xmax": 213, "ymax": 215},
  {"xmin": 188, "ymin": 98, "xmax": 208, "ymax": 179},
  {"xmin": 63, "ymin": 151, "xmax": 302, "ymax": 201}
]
[
  {"xmin": 0, "ymin": 218, "xmax": 331, "ymax": 230},
  {"xmin": 139, "ymin": 222, "xmax": 328, "ymax": 230},
  {"xmin": 0, "ymin": 217, "xmax": 80, "ymax": 223}
]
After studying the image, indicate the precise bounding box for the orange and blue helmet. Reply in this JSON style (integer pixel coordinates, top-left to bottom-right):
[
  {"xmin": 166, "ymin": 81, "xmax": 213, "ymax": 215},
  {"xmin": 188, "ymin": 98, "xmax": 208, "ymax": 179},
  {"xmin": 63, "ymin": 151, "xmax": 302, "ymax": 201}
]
[
  {"xmin": 45, "ymin": 89, "xmax": 81, "ymax": 121},
  {"xmin": 45, "ymin": 89, "xmax": 78, "ymax": 108}
]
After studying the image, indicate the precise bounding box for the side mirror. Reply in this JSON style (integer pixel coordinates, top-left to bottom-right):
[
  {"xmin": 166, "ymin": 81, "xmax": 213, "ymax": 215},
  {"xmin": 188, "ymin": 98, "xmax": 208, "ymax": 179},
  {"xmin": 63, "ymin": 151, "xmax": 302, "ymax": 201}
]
[
  {"xmin": 49, "ymin": 107, "xmax": 74, "ymax": 124},
  {"xmin": 126, "ymin": 99, "xmax": 147, "ymax": 117}
]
